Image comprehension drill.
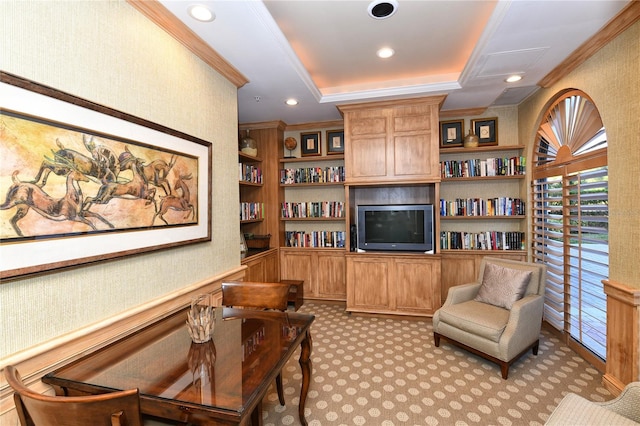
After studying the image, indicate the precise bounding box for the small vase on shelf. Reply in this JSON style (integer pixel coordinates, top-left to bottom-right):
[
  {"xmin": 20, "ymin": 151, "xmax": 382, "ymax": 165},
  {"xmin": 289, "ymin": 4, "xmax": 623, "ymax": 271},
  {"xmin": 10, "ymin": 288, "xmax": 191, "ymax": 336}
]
[{"xmin": 463, "ymin": 130, "xmax": 479, "ymax": 148}]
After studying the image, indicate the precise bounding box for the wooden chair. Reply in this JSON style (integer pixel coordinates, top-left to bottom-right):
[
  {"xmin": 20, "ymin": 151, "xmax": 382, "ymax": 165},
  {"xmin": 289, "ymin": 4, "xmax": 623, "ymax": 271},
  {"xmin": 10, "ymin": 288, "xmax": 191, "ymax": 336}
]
[
  {"xmin": 221, "ymin": 281, "xmax": 291, "ymax": 405},
  {"xmin": 4, "ymin": 365, "xmax": 143, "ymax": 426}
]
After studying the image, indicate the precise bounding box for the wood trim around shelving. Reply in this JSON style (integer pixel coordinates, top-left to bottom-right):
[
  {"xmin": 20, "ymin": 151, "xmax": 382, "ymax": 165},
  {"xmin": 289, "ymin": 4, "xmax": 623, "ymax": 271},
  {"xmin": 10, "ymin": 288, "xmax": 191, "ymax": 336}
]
[
  {"xmin": 239, "ymin": 181, "xmax": 263, "ymax": 187},
  {"xmin": 280, "ymin": 155, "xmax": 345, "ymax": 163},
  {"xmin": 538, "ymin": 1, "xmax": 640, "ymax": 88},
  {"xmin": 440, "ymin": 145, "xmax": 525, "ymax": 154},
  {"xmin": 285, "ymin": 120, "xmax": 344, "ymax": 131}
]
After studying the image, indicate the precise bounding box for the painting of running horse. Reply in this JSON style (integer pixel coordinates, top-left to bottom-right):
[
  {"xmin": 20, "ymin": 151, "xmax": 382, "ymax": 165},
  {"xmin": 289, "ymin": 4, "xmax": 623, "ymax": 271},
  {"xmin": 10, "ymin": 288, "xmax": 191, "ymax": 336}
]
[
  {"xmin": 1, "ymin": 112, "xmax": 199, "ymax": 239},
  {"xmin": 1, "ymin": 72, "xmax": 211, "ymax": 280}
]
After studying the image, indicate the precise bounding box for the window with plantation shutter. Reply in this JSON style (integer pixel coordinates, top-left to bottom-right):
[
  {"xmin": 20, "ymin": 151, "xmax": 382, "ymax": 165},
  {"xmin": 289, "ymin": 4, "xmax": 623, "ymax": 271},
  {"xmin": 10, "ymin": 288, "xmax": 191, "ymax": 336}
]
[{"xmin": 532, "ymin": 89, "xmax": 608, "ymax": 364}]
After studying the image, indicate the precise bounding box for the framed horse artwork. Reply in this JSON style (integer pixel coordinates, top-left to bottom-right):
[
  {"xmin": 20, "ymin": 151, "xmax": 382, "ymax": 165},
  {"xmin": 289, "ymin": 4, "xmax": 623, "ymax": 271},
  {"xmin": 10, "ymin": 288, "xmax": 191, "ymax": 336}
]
[{"xmin": 0, "ymin": 72, "xmax": 212, "ymax": 280}]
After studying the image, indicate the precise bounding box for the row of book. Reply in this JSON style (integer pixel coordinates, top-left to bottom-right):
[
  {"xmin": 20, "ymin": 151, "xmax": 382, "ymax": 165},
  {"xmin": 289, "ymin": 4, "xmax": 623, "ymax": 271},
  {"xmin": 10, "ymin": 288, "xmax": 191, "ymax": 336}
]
[
  {"xmin": 240, "ymin": 202, "xmax": 264, "ymax": 221},
  {"xmin": 239, "ymin": 163, "xmax": 262, "ymax": 184},
  {"xmin": 440, "ymin": 197, "xmax": 526, "ymax": 217},
  {"xmin": 281, "ymin": 201, "xmax": 345, "ymax": 219},
  {"xmin": 280, "ymin": 166, "xmax": 345, "ymax": 184},
  {"xmin": 440, "ymin": 156, "xmax": 526, "ymax": 178},
  {"xmin": 284, "ymin": 231, "xmax": 346, "ymax": 248},
  {"xmin": 440, "ymin": 231, "xmax": 525, "ymax": 251}
]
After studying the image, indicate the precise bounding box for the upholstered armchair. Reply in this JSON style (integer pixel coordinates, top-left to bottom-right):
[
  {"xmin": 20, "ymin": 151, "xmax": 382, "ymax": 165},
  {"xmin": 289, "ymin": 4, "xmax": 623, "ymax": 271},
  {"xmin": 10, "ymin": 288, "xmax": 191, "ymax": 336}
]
[
  {"xmin": 433, "ymin": 257, "xmax": 547, "ymax": 379},
  {"xmin": 545, "ymin": 381, "xmax": 640, "ymax": 425}
]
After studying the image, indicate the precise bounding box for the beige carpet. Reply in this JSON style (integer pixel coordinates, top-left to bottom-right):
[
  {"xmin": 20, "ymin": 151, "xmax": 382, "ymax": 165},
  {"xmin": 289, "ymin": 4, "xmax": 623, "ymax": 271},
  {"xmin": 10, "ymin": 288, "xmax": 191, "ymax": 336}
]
[{"xmin": 261, "ymin": 302, "xmax": 612, "ymax": 426}]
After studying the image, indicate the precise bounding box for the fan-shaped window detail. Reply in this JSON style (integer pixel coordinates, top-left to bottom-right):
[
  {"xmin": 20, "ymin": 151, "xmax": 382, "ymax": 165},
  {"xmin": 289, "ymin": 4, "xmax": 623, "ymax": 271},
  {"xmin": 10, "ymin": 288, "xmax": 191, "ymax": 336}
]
[
  {"xmin": 534, "ymin": 89, "xmax": 607, "ymax": 168},
  {"xmin": 532, "ymin": 89, "xmax": 608, "ymax": 365}
]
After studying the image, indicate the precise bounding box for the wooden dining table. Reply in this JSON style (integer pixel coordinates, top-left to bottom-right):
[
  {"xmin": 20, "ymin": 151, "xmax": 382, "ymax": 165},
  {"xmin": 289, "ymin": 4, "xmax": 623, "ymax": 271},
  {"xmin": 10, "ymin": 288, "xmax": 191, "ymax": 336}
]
[{"xmin": 42, "ymin": 307, "xmax": 314, "ymax": 425}]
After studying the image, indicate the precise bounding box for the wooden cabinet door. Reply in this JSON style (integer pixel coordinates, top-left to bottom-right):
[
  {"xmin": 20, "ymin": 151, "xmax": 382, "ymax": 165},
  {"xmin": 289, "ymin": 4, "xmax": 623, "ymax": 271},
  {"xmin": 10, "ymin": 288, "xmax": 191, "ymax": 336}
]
[
  {"xmin": 440, "ymin": 254, "xmax": 477, "ymax": 301},
  {"xmin": 280, "ymin": 250, "xmax": 315, "ymax": 297},
  {"xmin": 391, "ymin": 103, "xmax": 440, "ymax": 181},
  {"xmin": 346, "ymin": 256, "xmax": 390, "ymax": 311},
  {"xmin": 341, "ymin": 96, "xmax": 444, "ymax": 184},
  {"xmin": 317, "ymin": 251, "xmax": 346, "ymax": 300},
  {"xmin": 394, "ymin": 257, "xmax": 441, "ymax": 315},
  {"xmin": 344, "ymin": 109, "xmax": 388, "ymax": 182}
]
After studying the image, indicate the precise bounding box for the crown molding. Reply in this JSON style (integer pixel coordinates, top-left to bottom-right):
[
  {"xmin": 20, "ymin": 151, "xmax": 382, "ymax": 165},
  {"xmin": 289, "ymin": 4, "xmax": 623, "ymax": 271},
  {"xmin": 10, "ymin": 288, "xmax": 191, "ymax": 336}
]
[
  {"xmin": 126, "ymin": 0, "xmax": 248, "ymax": 88},
  {"xmin": 539, "ymin": 1, "xmax": 640, "ymax": 88}
]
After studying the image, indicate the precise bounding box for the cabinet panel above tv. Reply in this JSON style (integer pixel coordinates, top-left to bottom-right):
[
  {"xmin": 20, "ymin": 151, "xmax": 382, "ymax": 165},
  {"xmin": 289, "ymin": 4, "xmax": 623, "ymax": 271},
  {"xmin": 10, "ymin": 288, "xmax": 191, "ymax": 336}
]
[{"xmin": 339, "ymin": 95, "xmax": 445, "ymax": 185}]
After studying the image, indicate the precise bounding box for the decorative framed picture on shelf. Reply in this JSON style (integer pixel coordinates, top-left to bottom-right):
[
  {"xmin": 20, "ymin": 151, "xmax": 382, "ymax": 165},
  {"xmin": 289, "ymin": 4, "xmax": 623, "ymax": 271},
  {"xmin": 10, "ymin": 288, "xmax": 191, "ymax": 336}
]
[
  {"xmin": 439, "ymin": 120, "xmax": 464, "ymax": 148},
  {"xmin": 300, "ymin": 131, "xmax": 321, "ymax": 156},
  {"xmin": 326, "ymin": 129, "xmax": 344, "ymax": 154},
  {"xmin": 471, "ymin": 117, "xmax": 498, "ymax": 146}
]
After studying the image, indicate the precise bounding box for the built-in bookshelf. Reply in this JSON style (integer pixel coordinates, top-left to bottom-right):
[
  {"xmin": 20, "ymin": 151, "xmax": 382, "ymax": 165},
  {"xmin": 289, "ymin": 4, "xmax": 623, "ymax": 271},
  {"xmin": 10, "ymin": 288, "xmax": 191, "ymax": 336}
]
[
  {"xmin": 239, "ymin": 151, "xmax": 264, "ymax": 225},
  {"xmin": 439, "ymin": 145, "xmax": 526, "ymax": 254},
  {"xmin": 280, "ymin": 155, "xmax": 346, "ymax": 249}
]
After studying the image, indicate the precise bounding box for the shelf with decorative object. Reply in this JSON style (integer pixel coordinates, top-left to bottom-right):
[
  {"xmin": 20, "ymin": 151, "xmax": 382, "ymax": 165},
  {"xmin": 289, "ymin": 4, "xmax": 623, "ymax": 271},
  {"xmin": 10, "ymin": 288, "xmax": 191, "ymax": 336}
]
[
  {"xmin": 238, "ymin": 122, "xmax": 286, "ymax": 278},
  {"xmin": 439, "ymin": 138, "xmax": 527, "ymax": 296},
  {"xmin": 279, "ymin": 124, "xmax": 347, "ymax": 301}
]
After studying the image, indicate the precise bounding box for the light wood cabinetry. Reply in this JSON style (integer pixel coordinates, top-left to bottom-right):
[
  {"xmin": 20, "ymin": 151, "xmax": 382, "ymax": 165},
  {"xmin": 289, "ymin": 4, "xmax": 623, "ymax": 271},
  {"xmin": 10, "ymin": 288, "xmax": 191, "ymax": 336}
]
[
  {"xmin": 280, "ymin": 248, "xmax": 346, "ymax": 300},
  {"xmin": 341, "ymin": 96, "xmax": 444, "ymax": 316},
  {"xmin": 238, "ymin": 121, "xmax": 286, "ymax": 281},
  {"xmin": 346, "ymin": 253, "xmax": 441, "ymax": 316},
  {"xmin": 242, "ymin": 248, "xmax": 279, "ymax": 282},
  {"xmin": 278, "ymin": 123, "xmax": 347, "ymax": 301},
  {"xmin": 339, "ymin": 96, "xmax": 445, "ymax": 184}
]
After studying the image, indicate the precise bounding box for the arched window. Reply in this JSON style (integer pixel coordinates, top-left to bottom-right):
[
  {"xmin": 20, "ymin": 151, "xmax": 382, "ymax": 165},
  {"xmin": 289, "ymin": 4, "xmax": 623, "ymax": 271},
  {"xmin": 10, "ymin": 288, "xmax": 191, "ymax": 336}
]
[{"xmin": 531, "ymin": 89, "xmax": 608, "ymax": 366}]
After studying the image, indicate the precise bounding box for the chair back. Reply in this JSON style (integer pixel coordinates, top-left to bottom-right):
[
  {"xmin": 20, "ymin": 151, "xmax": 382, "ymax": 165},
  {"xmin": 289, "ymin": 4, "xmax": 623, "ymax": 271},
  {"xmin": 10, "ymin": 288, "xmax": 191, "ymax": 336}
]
[
  {"xmin": 4, "ymin": 365, "xmax": 142, "ymax": 426},
  {"xmin": 221, "ymin": 281, "xmax": 290, "ymax": 311},
  {"xmin": 479, "ymin": 257, "xmax": 547, "ymax": 297}
]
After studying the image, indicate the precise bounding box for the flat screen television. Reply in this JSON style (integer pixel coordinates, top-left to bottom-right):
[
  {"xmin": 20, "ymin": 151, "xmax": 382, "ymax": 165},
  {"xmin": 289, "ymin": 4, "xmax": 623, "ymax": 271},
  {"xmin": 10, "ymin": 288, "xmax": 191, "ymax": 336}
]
[{"xmin": 356, "ymin": 204, "xmax": 434, "ymax": 252}]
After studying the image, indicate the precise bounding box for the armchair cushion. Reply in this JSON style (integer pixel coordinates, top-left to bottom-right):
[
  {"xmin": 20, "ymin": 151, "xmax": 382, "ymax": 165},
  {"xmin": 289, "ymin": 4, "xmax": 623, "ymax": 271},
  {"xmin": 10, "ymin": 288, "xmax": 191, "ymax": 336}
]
[
  {"xmin": 437, "ymin": 300, "xmax": 510, "ymax": 342},
  {"xmin": 475, "ymin": 263, "xmax": 532, "ymax": 309}
]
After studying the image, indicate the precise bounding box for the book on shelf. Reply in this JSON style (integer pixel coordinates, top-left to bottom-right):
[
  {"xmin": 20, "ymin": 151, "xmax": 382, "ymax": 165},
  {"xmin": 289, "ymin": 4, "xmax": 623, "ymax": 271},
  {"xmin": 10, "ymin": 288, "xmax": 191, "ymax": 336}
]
[
  {"xmin": 280, "ymin": 166, "xmax": 345, "ymax": 184},
  {"xmin": 281, "ymin": 201, "xmax": 345, "ymax": 219},
  {"xmin": 239, "ymin": 163, "xmax": 262, "ymax": 184},
  {"xmin": 285, "ymin": 230, "xmax": 346, "ymax": 248},
  {"xmin": 240, "ymin": 202, "xmax": 264, "ymax": 221},
  {"xmin": 440, "ymin": 156, "xmax": 525, "ymax": 178},
  {"xmin": 440, "ymin": 197, "xmax": 525, "ymax": 217},
  {"xmin": 440, "ymin": 231, "xmax": 524, "ymax": 251}
]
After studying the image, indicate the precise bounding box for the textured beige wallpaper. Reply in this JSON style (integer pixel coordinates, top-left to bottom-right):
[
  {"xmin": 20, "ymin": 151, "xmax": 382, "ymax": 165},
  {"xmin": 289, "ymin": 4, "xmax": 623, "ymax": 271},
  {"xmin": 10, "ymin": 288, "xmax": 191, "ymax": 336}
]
[
  {"xmin": 0, "ymin": 0, "xmax": 240, "ymax": 357},
  {"xmin": 518, "ymin": 21, "xmax": 640, "ymax": 288}
]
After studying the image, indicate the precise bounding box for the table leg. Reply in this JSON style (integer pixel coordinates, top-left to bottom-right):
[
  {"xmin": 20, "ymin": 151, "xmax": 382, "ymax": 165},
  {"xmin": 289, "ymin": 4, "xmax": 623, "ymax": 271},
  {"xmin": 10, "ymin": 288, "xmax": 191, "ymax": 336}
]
[{"xmin": 298, "ymin": 329, "xmax": 312, "ymax": 426}]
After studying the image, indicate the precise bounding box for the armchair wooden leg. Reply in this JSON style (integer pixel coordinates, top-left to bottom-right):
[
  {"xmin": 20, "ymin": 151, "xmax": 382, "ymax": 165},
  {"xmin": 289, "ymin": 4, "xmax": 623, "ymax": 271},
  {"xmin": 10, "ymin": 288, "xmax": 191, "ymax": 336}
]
[
  {"xmin": 433, "ymin": 332, "xmax": 441, "ymax": 347},
  {"xmin": 276, "ymin": 373, "xmax": 285, "ymax": 406},
  {"xmin": 532, "ymin": 340, "xmax": 539, "ymax": 355},
  {"xmin": 500, "ymin": 362, "xmax": 509, "ymax": 380}
]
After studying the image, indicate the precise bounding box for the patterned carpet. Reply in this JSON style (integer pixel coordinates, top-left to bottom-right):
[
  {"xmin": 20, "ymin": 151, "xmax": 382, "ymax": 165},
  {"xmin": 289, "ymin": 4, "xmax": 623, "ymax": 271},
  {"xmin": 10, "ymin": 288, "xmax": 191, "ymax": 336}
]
[{"xmin": 261, "ymin": 302, "xmax": 612, "ymax": 426}]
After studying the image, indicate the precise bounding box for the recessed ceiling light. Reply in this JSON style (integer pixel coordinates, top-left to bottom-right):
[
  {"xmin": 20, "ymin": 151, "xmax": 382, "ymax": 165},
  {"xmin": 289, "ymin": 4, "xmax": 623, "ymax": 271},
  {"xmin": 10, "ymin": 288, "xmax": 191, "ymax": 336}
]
[
  {"xmin": 285, "ymin": 98, "xmax": 298, "ymax": 106},
  {"xmin": 188, "ymin": 4, "xmax": 215, "ymax": 22},
  {"xmin": 368, "ymin": 0, "xmax": 398, "ymax": 19},
  {"xmin": 505, "ymin": 75, "xmax": 523, "ymax": 83},
  {"xmin": 377, "ymin": 47, "xmax": 395, "ymax": 59}
]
